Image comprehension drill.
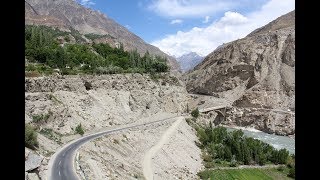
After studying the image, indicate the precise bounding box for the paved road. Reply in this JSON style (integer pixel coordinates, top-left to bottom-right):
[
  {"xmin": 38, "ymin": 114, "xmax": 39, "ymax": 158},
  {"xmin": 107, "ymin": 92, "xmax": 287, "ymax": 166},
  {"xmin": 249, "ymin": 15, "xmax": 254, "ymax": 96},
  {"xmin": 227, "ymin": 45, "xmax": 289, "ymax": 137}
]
[{"xmin": 47, "ymin": 115, "xmax": 182, "ymax": 180}]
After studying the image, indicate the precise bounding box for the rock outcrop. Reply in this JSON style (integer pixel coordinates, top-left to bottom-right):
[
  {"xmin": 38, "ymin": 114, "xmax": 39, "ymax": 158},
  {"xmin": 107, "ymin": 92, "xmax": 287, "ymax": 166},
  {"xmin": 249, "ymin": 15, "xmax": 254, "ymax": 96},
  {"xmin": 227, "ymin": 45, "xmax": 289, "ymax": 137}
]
[
  {"xmin": 25, "ymin": 148, "xmax": 44, "ymax": 180},
  {"xmin": 25, "ymin": 148, "xmax": 43, "ymax": 172},
  {"xmin": 186, "ymin": 11, "xmax": 295, "ymax": 135}
]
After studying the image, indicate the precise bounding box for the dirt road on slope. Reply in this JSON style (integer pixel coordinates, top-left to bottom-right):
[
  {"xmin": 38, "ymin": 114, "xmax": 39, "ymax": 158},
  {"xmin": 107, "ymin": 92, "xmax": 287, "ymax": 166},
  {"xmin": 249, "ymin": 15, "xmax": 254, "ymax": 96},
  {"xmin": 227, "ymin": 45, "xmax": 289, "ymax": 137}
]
[{"xmin": 142, "ymin": 116, "xmax": 184, "ymax": 180}]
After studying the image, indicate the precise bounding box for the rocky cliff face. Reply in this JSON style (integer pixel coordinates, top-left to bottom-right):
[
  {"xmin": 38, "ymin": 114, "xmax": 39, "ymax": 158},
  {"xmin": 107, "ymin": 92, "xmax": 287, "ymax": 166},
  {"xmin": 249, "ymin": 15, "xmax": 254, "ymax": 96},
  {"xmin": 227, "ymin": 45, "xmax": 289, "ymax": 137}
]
[
  {"xmin": 25, "ymin": 0, "xmax": 180, "ymax": 72},
  {"xmin": 177, "ymin": 52, "xmax": 204, "ymax": 73},
  {"xmin": 25, "ymin": 74, "xmax": 189, "ymax": 135},
  {"xmin": 185, "ymin": 11, "xmax": 295, "ymax": 135}
]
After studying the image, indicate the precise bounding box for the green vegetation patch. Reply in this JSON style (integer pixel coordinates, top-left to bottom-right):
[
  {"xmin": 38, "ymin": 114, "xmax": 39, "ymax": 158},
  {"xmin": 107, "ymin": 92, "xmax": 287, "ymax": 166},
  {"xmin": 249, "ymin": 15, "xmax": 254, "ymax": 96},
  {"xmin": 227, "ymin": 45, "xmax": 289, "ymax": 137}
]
[
  {"xmin": 198, "ymin": 168, "xmax": 293, "ymax": 180},
  {"xmin": 25, "ymin": 124, "xmax": 39, "ymax": 149},
  {"xmin": 192, "ymin": 124, "xmax": 295, "ymax": 179},
  {"xmin": 75, "ymin": 123, "xmax": 85, "ymax": 136},
  {"xmin": 32, "ymin": 112, "xmax": 51, "ymax": 123},
  {"xmin": 191, "ymin": 108, "xmax": 200, "ymax": 118},
  {"xmin": 25, "ymin": 25, "xmax": 169, "ymax": 75},
  {"xmin": 195, "ymin": 126, "xmax": 290, "ymax": 166},
  {"xmin": 39, "ymin": 128, "xmax": 62, "ymax": 144}
]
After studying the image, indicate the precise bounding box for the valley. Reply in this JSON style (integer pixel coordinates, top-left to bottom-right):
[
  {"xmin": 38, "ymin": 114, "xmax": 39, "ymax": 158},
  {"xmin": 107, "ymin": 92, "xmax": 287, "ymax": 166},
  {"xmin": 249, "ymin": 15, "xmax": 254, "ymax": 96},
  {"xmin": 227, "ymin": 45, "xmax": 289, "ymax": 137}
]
[{"xmin": 24, "ymin": 0, "xmax": 295, "ymax": 179}]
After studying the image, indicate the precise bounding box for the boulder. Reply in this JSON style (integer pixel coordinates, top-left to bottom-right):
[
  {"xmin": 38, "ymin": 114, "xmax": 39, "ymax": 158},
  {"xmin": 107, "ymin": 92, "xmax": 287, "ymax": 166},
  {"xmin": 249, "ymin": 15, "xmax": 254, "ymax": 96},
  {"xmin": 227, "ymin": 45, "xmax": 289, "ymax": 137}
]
[
  {"xmin": 27, "ymin": 173, "xmax": 40, "ymax": 180},
  {"xmin": 25, "ymin": 150, "xmax": 43, "ymax": 172}
]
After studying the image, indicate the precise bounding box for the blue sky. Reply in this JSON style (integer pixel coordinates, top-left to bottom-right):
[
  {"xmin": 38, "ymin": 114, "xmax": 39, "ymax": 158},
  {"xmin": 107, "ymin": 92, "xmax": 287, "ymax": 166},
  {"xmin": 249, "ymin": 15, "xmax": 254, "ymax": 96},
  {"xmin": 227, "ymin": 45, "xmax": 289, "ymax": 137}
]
[{"xmin": 77, "ymin": 0, "xmax": 295, "ymax": 57}]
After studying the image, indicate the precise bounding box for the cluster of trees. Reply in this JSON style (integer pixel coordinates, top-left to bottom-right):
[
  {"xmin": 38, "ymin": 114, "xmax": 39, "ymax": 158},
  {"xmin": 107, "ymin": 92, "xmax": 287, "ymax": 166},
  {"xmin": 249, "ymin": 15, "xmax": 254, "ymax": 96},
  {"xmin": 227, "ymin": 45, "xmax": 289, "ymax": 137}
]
[
  {"xmin": 196, "ymin": 126, "xmax": 290, "ymax": 166},
  {"xmin": 25, "ymin": 25, "xmax": 169, "ymax": 75}
]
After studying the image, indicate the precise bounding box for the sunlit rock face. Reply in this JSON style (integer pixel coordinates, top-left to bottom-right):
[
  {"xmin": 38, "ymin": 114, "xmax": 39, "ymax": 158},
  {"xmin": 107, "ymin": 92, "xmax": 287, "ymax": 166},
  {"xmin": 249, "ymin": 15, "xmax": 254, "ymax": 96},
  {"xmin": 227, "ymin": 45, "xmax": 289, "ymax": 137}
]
[{"xmin": 185, "ymin": 11, "xmax": 295, "ymax": 135}]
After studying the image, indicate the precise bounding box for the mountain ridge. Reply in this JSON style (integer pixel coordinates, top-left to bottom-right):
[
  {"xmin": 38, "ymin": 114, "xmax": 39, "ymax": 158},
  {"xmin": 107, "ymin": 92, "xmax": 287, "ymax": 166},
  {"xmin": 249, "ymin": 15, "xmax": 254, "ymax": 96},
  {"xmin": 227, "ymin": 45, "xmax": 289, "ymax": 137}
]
[{"xmin": 176, "ymin": 52, "xmax": 204, "ymax": 73}]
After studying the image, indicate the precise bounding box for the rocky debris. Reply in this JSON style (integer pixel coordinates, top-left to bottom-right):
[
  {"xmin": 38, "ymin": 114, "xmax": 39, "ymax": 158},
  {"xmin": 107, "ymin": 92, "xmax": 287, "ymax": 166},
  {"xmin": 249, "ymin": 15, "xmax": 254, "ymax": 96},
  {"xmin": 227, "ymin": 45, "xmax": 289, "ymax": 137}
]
[
  {"xmin": 25, "ymin": 148, "xmax": 43, "ymax": 172},
  {"xmin": 153, "ymin": 120, "xmax": 203, "ymax": 179},
  {"xmin": 25, "ymin": 114, "xmax": 32, "ymax": 123},
  {"xmin": 185, "ymin": 11, "xmax": 295, "ymax": 135},
  {"xmin": 25, "ymin": 73, "xmax": 190, "ymax": 135},
  {"xmin": 25, "ymin": 76, "xmax": 86, "ymax": 93},
  {"xmin": 37, "ymin": 157, "xmax": 50, "ymax": 180},
  {"xmin": 26, "ymin": 173, "xmax": 40, "ymax": 180},
  {"xmin": 77, "ymin": 117, "xmax": 202, "ymax": 179}
]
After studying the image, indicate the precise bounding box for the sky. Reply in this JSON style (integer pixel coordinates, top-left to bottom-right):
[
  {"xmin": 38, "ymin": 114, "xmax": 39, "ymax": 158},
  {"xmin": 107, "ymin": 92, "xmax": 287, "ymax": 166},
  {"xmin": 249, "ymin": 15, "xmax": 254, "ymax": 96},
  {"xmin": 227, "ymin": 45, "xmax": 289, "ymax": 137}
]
[{"xmin": 77, "ymin": 0, "xmax": 295, "ymax": 57}]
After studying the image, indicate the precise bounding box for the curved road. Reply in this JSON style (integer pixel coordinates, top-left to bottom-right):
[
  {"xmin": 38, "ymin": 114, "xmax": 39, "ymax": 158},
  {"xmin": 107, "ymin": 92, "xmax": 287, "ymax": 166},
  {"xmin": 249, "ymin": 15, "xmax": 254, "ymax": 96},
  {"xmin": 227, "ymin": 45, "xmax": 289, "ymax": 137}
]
[{"xmin": 47, "ymin": 115, "xmax": 182, "ymax": 180}]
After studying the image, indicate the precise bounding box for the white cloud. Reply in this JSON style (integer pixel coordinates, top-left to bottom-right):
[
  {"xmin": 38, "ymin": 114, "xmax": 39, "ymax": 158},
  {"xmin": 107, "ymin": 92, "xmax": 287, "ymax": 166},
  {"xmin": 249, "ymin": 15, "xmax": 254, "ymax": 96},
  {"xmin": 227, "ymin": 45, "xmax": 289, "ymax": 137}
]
[
  {"xmin": 125, "ymin": 25, "xmax": 131, "ymax": 29},
  {"xmin": 148, "ymin": 0, "xmax": 234, "ymax": 18},
  {"xmin": 203, "ymin": 16, "xmax": 210, "ymax": 23},
  {"xmin": 78, "ymin": 0, "xmax": 95, "ymax": 6},
  {"xmin": 151, "ymin": 0, "xmax": 295, "ymax": 57},
  {"xmin": 170, "ymin": 19, "xmax": 183, "ymax": 25}
]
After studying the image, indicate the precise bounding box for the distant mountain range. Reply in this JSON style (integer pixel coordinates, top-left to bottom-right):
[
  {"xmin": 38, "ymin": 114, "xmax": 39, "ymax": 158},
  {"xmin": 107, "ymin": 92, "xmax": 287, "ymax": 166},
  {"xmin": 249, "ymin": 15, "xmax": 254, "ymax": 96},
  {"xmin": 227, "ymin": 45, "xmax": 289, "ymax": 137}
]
[
  {"xmin": 25, "ymin": 0, "xmax": 181, "ymax": 72},
  {"xmin": 176, "ymin": 52, "xmax": 204, "ymax": 72}
]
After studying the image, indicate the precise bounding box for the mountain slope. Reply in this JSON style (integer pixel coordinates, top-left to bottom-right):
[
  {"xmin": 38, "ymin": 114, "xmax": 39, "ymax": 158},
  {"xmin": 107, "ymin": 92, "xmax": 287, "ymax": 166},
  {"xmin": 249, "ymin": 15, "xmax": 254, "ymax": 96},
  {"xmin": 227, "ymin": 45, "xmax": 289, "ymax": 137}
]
[
  {"xmin": 25, "ymin": 0, "xmax": 180, "ymax": 72},
  {"xmin": 186, "ymin": 11, "xmax": 295, "ymax": 135},
  {"xmin": 177, "ymin": 52, "xmax": 204, "ymax": 73}
]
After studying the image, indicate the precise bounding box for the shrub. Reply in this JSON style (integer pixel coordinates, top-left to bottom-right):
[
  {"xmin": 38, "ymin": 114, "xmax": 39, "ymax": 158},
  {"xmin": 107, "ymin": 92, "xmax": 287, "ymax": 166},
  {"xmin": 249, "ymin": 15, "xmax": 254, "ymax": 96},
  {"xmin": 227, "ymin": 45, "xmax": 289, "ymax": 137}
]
[
  {"xmin": 287, "ymin": 166, "xmax": 295, "ymax": 178},
  {"xmin": 185, "ymin": 118, "xmax": 192, "ymax": 125},
  {"xmin": 75, "ymin": 123, "xmax": 84, "ymax": 135},
  {"xmin": 84, "ymin": 81, "xmax": 92, "ymax": 91},
  {"xmin": 197, "ymin": 170, "xmax": 212, "ymax": 179},
  {"xmin": 204, "ymin": 162, "xmax": 215, "ymax": 168},
  {"xmin": 191, "ymin": 108, "xmax": 199, "ymax": 118},
  {"xmin": 64, "ymin": 36, "xmax": 70, "ymax": 42},
  {"xmin": 25, "ymin": 71, "xmax": 41, "ymax": 77},
  {"xmin": 32, "ymin": 114, "xmax": 50, "ymax": 123},
  {"xmin": 202, "ymin": 153, "xmax": 213, "ymax": 162},
  {"xmin": 277, "ymin": 165, "xmax": 285, "ymax": 172},
  {"xmin": 25, "ymin": 124, "xmax": 39, "ymax": 149},
  {"xmin": 286, "ymin": 154, "xmax": 295, "ymax": 168},
  {"xmin": 113, "ymin": 139, "xmax": 119, "ymax": 144},
  {"xmin": 39, "ymin": 128, "xmax": 61, "ymax": 143}
]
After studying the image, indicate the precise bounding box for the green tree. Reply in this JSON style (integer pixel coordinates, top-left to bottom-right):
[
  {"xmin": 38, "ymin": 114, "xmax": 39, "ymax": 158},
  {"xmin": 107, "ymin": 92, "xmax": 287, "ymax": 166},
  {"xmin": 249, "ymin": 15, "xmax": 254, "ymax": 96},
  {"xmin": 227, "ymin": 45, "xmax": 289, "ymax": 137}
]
[
  {"xmin": 191, "ymin": 108, "xmax": 200, "ymax": 118},
  {"xmin": 278, "ymin": 149, "xmax": 289, "ymax": 164}
]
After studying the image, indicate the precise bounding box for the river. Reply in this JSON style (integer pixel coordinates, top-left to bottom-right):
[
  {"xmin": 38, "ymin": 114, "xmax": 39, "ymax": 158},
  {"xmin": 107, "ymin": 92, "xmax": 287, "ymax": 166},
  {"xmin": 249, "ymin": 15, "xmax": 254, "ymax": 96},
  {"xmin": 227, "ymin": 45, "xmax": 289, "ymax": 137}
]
[{"xmin": 226, "ymin": 127, "xmax": 295, "ymax": 154}]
